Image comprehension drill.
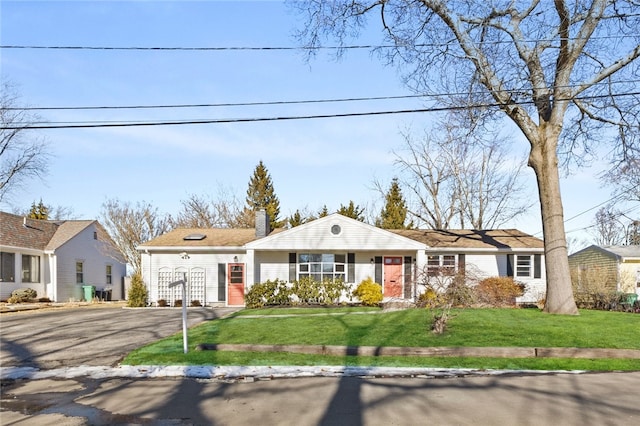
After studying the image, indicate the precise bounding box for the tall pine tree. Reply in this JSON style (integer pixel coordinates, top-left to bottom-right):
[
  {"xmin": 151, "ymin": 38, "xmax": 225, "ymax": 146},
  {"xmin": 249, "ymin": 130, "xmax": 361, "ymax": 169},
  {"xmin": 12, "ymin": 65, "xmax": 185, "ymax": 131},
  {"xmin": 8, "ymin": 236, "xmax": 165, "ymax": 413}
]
[
  {"xmin": 245, "ymin": 160, "xmax": 281, "ymax": 229},
  {"xmin": 376, "ymin": 178, "xmax": 412, "ymax": 229},
  {"xmin": 337, "ymin": 201, "xmax": 365, "ymax": 222},
  {"xmin": 28, "ymin": 199, "xmax": 49, "ymax": 220}
]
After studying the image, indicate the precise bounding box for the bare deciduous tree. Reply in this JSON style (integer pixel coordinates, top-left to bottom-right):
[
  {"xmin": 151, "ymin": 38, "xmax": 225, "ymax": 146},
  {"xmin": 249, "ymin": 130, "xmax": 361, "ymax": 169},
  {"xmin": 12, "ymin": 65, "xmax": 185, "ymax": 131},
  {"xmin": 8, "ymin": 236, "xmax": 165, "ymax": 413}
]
[
  {"xmin": 100, "ymin": 199, "xmax": 171, "ymax": 275},
  {"xmin": 170, "ymin": 187, "xmax": 250, "ymax": 229},
  {"xmin": 0, "ymin": 82, "xmax": 51, "ymax": 203},
  {"xmin": 591, "ymin": 205, "xmax": 625, "ymax": 245},
  {"xmin": 292, "ymin": 0, "xmax": 640, "ymax": 314},
  {"xmin": 393, "ymin": 120, "xmax": 531, "ymax": 229}
]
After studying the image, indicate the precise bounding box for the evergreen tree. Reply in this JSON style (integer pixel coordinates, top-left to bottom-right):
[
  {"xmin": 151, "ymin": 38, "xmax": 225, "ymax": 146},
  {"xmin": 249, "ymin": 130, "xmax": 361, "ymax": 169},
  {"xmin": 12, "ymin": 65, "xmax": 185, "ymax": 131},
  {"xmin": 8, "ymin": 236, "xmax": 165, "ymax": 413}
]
[
  {"xmin": 376, "ymin": 178, "xmax": 412, "ymax": 229},
  {"xmin": 317, "ymin": 205, "xmax": 329, "ymax": 218},
  {"xmin": 337, "ymin": 201, "xmax": 365, "ymax": 222},
  {"xmin": 245, "ymin": 160, "xmax": 281, "ymax": 229},
  {"xmin": 127, "ymin": 273, "xmax": 148, "ymax": 307},
  {"xmin": 287, "ymin": 210, "xmax": 307, "ymax": 227},
  {"xmin": 28, "ymin": 199, "xmax": 49, "ymax": 220}
]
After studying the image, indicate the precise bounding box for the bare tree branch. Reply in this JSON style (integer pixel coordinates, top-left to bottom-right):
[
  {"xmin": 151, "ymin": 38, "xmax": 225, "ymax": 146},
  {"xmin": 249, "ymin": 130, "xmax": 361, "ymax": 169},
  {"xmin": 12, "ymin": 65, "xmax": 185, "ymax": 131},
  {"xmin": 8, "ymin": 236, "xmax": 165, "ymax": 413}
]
[{"xmin": 0, "ymin": 81, "xmax": 51, "ymax": 203}]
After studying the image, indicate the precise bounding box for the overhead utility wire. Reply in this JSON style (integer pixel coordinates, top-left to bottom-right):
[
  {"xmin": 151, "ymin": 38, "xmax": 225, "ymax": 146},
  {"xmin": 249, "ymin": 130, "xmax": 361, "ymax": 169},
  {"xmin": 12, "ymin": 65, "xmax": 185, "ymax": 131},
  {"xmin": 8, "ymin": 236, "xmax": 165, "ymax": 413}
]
[
  {"xmin": 1, "ymin": 35, "xmax": 636, "ymax": 51},
  {"xmin": 5, "ymin": 91, "xmax": 640, "ymax": 130},
  {"xmin": 11, "ymin": 79, "xmax": 640, "ymax": 112},
  {"xmin": 11, "ymin": 94, "xmax": 427, "ymax": 111},
  {"xmin": 532, "ymin": 188, "xmax": 638, "ymax": 237}
]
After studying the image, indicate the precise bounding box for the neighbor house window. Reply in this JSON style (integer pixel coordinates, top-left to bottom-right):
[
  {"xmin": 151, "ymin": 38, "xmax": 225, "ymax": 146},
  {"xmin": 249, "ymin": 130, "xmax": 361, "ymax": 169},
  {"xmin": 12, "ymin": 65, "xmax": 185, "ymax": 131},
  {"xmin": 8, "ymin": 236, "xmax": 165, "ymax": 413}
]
[
  {"xmin": 76, "ymin": 262, "xmax": 84, "ymax": 284},
  {"xmin": 298, "ymin": 253, "xmax": 346, "ymax": 282},
  {"xmin": 106, "ymin": 265, "xmax": 112, "ymax": 285},
  {"xmin": 1, "ymin": 252, "xmax": 15, "ymax": 282},
  {"xmin": 21, "ymin": 255, "xmax": 40, "ymax": 283},
  {"xmin": 427, "ymin": 255, "xmax": 456, "ymax": 276},
  {"xmin": 516, "ymin": 255, "xmax": 532, "ymax": 277}
]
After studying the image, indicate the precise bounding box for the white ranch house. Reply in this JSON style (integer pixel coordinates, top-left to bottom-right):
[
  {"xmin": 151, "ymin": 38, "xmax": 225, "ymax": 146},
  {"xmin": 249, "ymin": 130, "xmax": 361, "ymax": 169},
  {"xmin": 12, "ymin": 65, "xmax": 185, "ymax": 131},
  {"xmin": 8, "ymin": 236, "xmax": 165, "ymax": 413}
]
[
  {"xmin": 138, "ymin": 212, "xmax": 546, "ymax": 307},
  {"xmin": 0, "ymin": 212, "xmax": 127, "ymax": 302}
]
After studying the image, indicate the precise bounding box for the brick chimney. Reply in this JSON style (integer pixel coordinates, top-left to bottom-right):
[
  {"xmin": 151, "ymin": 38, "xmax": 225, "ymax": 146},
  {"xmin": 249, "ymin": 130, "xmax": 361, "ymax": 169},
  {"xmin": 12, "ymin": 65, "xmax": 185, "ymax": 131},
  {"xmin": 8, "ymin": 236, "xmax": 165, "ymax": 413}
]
[{"xmin": 255, "ymin": 209, "xmax": 271, "ymax": 238}]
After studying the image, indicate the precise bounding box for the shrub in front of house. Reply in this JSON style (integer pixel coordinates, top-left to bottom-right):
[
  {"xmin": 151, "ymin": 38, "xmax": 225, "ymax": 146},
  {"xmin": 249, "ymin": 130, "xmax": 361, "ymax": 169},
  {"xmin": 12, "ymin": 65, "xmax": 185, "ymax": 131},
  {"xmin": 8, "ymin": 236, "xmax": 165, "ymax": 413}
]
[
  {"xmin": 442, "ymin": 274, "xmax": 475, "ymax": 307},
  {"xmin": 245, "ymin": 279, "xmax": 292, "ymax": 308},
  {"xmin": 190, "ymin": 300, "xmax": 202, "ymax": 307},
  {"xmin": 321, "ymin": 277, "xmax": 347, "ymax": 305},
  {"xmin": 475, "ymin": 277, "xmax": 526, "ymax": 306},
  {"xmin": 570, "ymin": 266, "xmax": 618, "ymax": 310},
  {"xmin": 246, "ymin": 277, "xmax": 348, "ymax": 308},
  {"xmin": 127, "ymin": 273, "xmax": 148, "ymax": 307},
  {"xmin": 157, "ymin": 299, "xmax": 168, "ymax": 307},
  {"xmin": 416, "ymin": 286, "xmax": 444, "ymax": 309},
  {"xmin": 352, "ymin": 277, "xmax": 383, "ymax": 306},
  {"xmin": 7, "ymin": 288, "xmax": 38, "ymax": 304},
  {"xmin": 292, "ymin": 276, "xmax": 322, "ymax": 304}
]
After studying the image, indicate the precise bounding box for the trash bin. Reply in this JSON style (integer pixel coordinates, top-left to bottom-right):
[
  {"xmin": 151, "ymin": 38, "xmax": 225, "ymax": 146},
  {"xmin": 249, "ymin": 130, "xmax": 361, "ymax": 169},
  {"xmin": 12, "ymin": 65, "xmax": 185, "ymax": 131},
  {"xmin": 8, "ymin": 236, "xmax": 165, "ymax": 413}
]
[
  {"xmin": 82, "ymin": 285, "xmax": 96, "ymax": 302},
  {"xmin": 104, "ymin": 289, "xmax": 112, "ymax": 301},
  {"xmin": 95, "ymin": 289, "xmax": 105, "ymax": 300}
]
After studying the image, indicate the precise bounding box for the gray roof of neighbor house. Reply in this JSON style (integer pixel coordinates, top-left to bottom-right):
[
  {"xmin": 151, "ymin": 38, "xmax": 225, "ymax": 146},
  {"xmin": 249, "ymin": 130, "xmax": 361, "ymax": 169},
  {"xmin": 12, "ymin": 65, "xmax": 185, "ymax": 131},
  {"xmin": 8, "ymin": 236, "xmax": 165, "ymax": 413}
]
[
  {"xmin": 1, "ymin": 211, "xmax": 95, "ymax": 251},
  {"xmin": 1, "ymin": 212, "xmax": 60, "ymax": 250},
  {"xmin": 391, "ymin": 229, "xmax": 544, "ymax": 250},
  {"xmin": 45, "ymin": 221, "xmax": 96, "ymax": 251},
  {"xmin": 573, "ymin": 245, "xmax": 640, "ymax": 260}
]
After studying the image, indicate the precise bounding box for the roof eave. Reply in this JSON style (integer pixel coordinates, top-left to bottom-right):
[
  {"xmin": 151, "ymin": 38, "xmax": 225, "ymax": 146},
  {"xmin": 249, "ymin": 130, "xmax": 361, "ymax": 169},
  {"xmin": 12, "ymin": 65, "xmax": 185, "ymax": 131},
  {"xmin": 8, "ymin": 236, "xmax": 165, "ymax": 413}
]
[{"xmin": 138, "ymin": 246, "xmax": 246, "ymax": 253}]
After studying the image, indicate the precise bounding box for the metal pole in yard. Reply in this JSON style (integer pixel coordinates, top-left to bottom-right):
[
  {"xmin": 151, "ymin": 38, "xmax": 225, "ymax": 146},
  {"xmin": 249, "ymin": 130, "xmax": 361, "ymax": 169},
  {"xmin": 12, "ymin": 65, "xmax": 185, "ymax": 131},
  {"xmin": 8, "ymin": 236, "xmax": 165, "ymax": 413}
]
[{"xmin": 181, "ymin": 272, "xmax": 188, "ymax": 354}]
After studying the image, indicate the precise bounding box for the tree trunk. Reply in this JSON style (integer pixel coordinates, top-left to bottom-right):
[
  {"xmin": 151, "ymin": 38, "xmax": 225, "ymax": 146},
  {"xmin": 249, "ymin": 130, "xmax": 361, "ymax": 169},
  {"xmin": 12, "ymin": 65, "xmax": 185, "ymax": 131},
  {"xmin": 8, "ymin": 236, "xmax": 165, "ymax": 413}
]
[{"xmin": 529, "ymin": 132, "xmax": 579, "ymax": 315}]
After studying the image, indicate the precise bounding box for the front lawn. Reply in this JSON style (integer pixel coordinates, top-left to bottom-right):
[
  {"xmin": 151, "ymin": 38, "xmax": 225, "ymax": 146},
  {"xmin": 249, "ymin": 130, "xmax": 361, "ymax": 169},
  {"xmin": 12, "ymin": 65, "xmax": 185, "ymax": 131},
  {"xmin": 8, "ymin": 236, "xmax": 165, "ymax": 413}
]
[{"xmin": 122, "ymin": 308, "xmax": 640, "ymax": 370}]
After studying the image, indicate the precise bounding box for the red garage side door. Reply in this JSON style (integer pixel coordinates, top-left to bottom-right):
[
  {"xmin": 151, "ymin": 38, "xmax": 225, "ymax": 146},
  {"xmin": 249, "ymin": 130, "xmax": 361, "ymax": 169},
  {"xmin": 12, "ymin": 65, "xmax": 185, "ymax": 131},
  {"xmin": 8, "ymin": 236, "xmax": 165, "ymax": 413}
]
[
  {"xmin": 383, "ymin": 257, "xmax": 403, "ymax": 298},
  {"xmin": 228, "ymin": 264, "xmax": 245, "ymax": 306}
]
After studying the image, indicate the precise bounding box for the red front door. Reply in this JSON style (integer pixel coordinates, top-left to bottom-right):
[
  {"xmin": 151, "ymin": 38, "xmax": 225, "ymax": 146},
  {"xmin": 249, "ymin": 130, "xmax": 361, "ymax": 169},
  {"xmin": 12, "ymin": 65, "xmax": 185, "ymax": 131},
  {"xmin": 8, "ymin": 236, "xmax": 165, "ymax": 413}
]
[
  {"xmin": 228, "ymin": 263, "xmax": 245, "ymax": 306},
  {"xmin": 383, "ymin": 257, "xmax": 403, "ymax": 298}
]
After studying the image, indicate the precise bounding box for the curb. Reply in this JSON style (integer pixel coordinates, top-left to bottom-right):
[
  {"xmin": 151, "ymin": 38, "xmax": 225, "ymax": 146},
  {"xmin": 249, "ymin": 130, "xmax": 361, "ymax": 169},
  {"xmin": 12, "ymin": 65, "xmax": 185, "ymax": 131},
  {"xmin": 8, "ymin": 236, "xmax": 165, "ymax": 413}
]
[
  {"xmin": 0, "ymin": 365, "xmax": 590, "ymax": 382},
  {"xmin": 195, "ymin": 343, "xmax": 640, "ymax": 359}
]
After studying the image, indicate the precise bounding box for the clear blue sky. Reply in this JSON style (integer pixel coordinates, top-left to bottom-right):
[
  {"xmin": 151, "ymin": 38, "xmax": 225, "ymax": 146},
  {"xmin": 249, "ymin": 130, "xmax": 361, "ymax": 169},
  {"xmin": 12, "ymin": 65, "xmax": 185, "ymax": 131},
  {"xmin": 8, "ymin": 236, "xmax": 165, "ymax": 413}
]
[{"xmin": 1, "ymin": 0, "xmax": 629, "ymax": 250}]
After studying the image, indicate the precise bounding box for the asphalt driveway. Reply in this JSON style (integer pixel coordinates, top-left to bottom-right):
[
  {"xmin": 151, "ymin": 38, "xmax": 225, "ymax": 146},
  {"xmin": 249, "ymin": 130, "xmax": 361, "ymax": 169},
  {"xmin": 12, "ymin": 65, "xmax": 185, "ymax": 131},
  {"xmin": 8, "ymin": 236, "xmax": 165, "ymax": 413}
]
[{"xmin": 0, "ymin": 305, "xmax": 239, "ymax": 369}]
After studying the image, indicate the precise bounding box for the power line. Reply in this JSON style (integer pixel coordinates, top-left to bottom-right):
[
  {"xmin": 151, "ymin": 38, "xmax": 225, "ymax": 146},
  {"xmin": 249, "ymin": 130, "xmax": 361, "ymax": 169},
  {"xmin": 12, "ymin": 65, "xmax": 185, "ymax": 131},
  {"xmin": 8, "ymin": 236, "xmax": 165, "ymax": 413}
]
[
  {"xmin": 533, "ymin": 187, "xmax": 640, "ymax": 237},
  {"xmin": 4, "ymin": 91, "xmax": 639, "ymax": 130},
  {"xmin": 9, "ymin": 79, "xmax": 640, "ymax": 112},
  {"xmin": 1, "ymin": 34, "xmax": 636, "ymax": 51},
  {"xmin": 8, "ymin": 94, "xmax": 427, "ymax": 111}
]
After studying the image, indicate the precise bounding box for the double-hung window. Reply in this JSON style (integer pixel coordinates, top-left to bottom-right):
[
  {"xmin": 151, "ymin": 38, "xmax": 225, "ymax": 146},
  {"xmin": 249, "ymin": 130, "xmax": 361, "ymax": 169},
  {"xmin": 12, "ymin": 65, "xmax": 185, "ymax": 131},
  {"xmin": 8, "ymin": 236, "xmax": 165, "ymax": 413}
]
[
  {"xmin": 427, "ymin": 255, "xmax": 456, "ymax": 276},
  {"xmin": 298, "ymin": 253, "xmax": 346, "ymax": 282},
  {"xmin": 76, "ymin": 262, "xmax": 84, "ymax": 284},
  {"xmin": 508, "ymin": 254, "xmax": 541, "ymax": 279},
  {"xmin": 1, "ymin": 252, "xmax": 15, "ymax": 282},
  {"xmin": 21, "ymin": 255, "xmax": 40, "ymax": 283},
  {"xmin": 516, "ymin": 255, "xmax": 532, "ymax": 277},
  {"xmin": 106, "ymin": 265, "xmax": 112, "ymax": 285}
]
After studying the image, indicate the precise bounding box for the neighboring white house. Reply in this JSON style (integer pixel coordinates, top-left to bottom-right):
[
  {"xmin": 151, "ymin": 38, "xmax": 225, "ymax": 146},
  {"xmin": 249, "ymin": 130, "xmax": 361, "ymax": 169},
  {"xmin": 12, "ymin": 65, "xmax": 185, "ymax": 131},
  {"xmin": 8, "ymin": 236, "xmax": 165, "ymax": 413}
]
[
  {"xmin": 0, "ymin": 212, "xmax": 127, "ymax": 302},
  {"xmin": 138, "ymin": 212, "xmax": 546, "ymax": 307},
  {"xmin": 568, "ymin": 245, "xmax": 640, "ymax": 296}
]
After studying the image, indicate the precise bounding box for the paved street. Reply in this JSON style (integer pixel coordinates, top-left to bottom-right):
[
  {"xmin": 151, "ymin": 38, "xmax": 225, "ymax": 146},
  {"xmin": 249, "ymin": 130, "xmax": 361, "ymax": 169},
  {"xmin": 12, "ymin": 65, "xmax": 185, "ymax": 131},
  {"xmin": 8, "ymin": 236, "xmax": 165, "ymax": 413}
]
[{"xmin": 2, "ymin": 371, "xmax": 639, "ymax": 425}]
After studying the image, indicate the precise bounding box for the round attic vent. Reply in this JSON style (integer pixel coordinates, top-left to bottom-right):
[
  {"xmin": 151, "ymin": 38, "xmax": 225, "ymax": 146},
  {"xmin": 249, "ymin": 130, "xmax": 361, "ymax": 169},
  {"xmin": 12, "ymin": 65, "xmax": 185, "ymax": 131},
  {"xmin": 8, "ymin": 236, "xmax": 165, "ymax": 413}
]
[{"xmin": 331, "ymin": 224, "xmax": 341, "ymax": 235}]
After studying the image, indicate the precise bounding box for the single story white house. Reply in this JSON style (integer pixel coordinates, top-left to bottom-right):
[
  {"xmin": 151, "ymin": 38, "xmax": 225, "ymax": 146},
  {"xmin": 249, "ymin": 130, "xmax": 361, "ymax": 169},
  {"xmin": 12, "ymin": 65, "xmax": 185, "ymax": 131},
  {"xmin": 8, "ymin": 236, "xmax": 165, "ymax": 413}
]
[
  {"xmin": 568, "ymin": 245, "xmax": 640, "ymax": 295},
  {"xmin": 138, "ymin": 211, "xmax": 546, "ymax": 307},
  {"xmin": 0, "ymin": 211, "xmax": 127, "ymax": 302}
]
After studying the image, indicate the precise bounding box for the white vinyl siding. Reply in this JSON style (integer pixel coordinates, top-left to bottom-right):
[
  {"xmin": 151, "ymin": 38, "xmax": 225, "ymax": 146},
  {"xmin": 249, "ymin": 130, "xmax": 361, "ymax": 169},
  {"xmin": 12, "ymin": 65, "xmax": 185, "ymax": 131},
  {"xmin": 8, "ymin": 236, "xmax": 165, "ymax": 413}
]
[{"xmin": 55, "ymin": 223, "xmax": 126, "ymax": 302}]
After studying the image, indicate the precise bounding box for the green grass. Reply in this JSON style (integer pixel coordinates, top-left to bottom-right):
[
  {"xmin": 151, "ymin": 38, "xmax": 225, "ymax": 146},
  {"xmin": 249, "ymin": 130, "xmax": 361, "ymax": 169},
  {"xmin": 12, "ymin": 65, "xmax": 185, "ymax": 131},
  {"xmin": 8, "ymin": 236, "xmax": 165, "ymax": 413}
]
[{"xmin": 122, "ymin": 308, "xmax": 640, "ymax": 371}]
